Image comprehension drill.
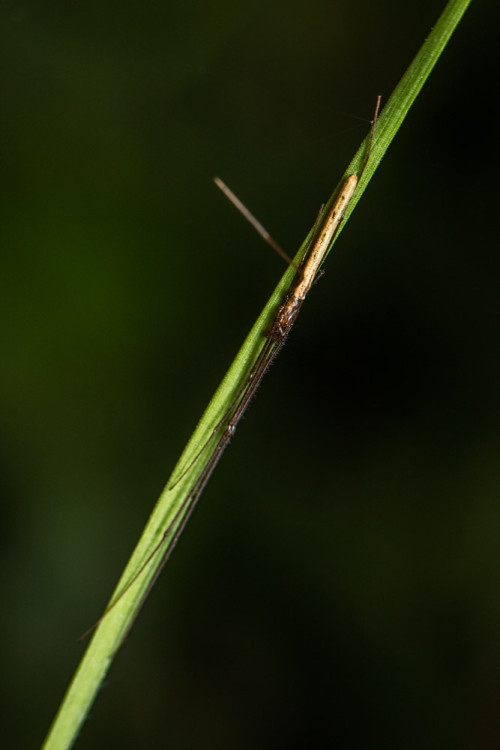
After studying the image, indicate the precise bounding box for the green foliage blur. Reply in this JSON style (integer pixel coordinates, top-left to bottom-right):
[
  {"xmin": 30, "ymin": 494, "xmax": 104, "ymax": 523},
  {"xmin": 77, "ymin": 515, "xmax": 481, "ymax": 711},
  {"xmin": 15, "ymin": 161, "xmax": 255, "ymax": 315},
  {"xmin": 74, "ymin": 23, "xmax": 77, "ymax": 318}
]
[{"xmin": 1, "ymin": 1, "xmax": 498, "ymax": 748}]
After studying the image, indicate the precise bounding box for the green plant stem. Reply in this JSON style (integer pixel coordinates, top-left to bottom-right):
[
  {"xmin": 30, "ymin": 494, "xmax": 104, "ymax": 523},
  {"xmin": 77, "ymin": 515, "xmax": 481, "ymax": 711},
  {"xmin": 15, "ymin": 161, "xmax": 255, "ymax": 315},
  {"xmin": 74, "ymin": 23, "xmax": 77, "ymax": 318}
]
[{"xmin": 42, "ymin": 1, "xmax": 473, "ymax": 747}]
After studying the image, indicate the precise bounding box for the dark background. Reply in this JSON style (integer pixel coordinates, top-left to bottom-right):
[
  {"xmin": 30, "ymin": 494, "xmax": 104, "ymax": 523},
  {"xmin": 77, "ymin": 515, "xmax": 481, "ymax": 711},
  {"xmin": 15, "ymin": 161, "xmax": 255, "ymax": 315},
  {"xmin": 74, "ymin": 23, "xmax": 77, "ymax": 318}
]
[{"xmin": 1, "ymin": 1, "xmax": 499, "ymax": 748}]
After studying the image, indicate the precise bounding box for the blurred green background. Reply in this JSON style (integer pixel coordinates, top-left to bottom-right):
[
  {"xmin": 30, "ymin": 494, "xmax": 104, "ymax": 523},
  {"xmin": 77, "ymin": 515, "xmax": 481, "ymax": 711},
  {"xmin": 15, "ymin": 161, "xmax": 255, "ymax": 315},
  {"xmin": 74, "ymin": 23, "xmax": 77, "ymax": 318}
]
[{"xmin": 1, "ymin": 1, "xmax": 499, "ymax": 748}]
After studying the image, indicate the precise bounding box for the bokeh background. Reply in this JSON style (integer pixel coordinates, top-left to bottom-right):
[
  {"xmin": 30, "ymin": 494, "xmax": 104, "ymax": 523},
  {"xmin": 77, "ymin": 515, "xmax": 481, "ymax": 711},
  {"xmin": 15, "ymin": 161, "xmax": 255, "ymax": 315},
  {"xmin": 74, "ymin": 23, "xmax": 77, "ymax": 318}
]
[{"xmin": 1, "ymin": 1, "xmax": 499, "ymax": 747}]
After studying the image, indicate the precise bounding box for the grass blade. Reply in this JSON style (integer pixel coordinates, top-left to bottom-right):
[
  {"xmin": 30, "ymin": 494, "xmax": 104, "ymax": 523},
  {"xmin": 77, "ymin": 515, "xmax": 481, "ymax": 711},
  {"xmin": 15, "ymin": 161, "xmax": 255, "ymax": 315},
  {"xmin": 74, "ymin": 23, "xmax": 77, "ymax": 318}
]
[{"xmin": 42, "ymin": 1, "xmax": 473, "ymax": 747}]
